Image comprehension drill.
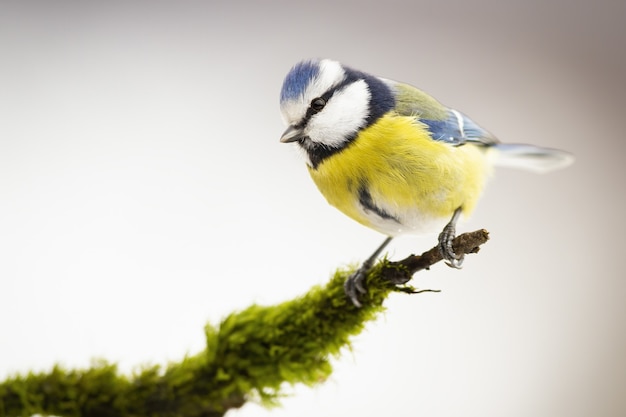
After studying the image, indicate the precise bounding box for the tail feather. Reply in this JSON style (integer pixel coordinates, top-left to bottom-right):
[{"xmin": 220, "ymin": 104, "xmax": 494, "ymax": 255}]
[{"xmin": 491, "ymin": 144, "xmax": 574, "ymax": 173}]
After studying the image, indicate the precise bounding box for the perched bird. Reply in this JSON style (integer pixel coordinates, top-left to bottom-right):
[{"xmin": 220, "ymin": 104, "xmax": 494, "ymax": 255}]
[{"xmin": 279, "ymin": 59, "xmax": 573, "ymax": 307}]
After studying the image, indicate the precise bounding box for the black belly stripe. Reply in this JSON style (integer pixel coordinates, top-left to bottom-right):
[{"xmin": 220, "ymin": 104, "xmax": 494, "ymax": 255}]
[{"xmin": 358, "ymin": 184, "xmax": 400, "ymax": 223}]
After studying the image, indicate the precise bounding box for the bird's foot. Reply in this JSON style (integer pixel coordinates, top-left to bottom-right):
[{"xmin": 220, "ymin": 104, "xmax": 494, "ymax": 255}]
[
  {"xmin": 344, "ymin": 237, "xmax": 393, "ymax": 308},
  {"xmin": 344, "ymin": 266, "xmax": 369, "ymax": 308},
  {"xmin": 438, "ymin": 221, "xmax": 464, "ymax": 269}
]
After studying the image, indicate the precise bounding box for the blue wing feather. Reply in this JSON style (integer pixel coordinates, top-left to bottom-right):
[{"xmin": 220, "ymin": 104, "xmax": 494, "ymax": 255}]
[
  {"xmin": 421, "ymin": 109, "xmax": 498, "ymax": 146},
  {"xmin": 388, "ymin": 80, "xmax": 498, "ymax": 146}
]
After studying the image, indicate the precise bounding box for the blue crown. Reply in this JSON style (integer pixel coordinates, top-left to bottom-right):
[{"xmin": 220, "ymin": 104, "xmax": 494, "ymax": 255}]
[{"xmin": 280, "ymin": 60, "xmax": 321, "ymax": 103}]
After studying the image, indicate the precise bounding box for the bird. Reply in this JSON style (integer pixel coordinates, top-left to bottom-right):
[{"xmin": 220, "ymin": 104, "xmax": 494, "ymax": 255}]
[{"xmin": 278, "ymin": 58, "xmax": 573, "ymax": 307}]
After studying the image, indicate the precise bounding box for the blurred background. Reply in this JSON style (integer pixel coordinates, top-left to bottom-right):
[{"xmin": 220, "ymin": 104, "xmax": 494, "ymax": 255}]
[{"xmin": 1, "ymin": 1, "xmax": 624, "ymax": 416}]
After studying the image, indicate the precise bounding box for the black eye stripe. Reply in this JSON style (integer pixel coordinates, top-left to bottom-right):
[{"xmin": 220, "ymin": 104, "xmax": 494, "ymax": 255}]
[{"xmin": 298, "ymin": 88, "xmax": 342, "ymax": 128}]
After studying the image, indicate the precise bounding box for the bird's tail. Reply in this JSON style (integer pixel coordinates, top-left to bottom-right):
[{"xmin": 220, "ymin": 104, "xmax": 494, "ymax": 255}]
[{"xmin": 490, "ymin": 143, "xmax": 574, "ymax": 173}]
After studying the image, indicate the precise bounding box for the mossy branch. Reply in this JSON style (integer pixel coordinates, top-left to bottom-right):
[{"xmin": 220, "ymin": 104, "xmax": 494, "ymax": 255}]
[{"xmin": 0, "ymin": 230, "xmax": 489, "ymax": 417}]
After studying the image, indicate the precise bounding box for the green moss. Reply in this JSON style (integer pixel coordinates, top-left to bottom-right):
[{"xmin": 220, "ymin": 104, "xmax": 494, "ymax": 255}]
[{"xmin": 0, "ymin": 263, "xmax": 400, "ymax": 417}]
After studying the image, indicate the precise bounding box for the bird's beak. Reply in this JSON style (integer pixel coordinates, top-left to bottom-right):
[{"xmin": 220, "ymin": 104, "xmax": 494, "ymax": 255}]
[{"xmin": 280, "ymin": 125, "xmax": 304, "ymax": 143}]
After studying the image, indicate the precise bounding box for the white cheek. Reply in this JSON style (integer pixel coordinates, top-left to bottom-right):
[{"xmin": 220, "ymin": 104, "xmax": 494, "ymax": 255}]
[{"xmin": 306, "ymin": 80, "xmax": 370, "ymax": 146}]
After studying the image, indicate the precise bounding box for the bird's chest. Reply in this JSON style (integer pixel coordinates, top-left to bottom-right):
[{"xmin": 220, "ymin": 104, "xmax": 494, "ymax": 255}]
[{"xmin": 306, "ymin": 118, "xmax": 490, "ymax": 235}]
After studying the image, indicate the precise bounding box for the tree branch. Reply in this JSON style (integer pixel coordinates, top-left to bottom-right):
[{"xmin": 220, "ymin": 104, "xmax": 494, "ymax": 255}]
[
  {"xmin": 378, "ymin": 229, "xmax": 490, "ymax": 286},
  {"xmin": 0, "ymin": 230, "xmax": 489, "ymax": 417}
]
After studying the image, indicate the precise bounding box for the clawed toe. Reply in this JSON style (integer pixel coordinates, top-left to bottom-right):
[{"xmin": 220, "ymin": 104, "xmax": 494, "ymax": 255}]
[
  {"xmin": 444, "ymin": 254, "xmax": 464, "ymax": 269},
  {"xmin": 438, "ymin": 228, "xmax": 465, "ymax": 269},
  {"xmin": 438, "ymin": 207, "xmax": 464, "ymax": 269},
  {"xmin": 344, "ymin": 237, "xmax": 393, "ymax": 308},
  {"xmin": 344, "ymin": 267, "xmax": 368, "ymax": 308}
]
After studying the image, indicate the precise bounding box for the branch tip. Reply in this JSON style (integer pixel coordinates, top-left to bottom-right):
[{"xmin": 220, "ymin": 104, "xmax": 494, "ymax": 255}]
[{"xmin": 380, "ymin": 229, "xmax": 490, "ymax": 285}]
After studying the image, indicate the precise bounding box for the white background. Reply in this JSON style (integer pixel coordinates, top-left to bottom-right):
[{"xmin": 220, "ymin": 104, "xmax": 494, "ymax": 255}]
[{"xmin": 1, "ymin": 1, "xmax": 624, "ymax": 416}]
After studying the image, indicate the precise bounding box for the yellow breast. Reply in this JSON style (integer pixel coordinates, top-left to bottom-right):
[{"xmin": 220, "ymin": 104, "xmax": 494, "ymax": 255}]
[{"xmin": 307, "ymin": 113, "xmax": 493, "ymax": 236}]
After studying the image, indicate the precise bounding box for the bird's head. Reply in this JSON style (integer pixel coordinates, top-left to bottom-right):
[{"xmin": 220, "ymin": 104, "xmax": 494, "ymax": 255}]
[{"xmin": 279, "ymin": 59, "xmax": 394, "ymax": 168}]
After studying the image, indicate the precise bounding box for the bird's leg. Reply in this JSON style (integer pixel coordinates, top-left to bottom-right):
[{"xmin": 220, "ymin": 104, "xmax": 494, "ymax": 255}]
[
  {"xmin": 438, "ymin": 207, "xmax": 464, "ymax": 268},
  {"xmin": 344, "ymin": 236, "xmax": 393, "ymax": 307}
]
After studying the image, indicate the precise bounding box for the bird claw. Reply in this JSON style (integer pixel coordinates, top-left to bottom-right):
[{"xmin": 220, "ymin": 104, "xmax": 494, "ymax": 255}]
[
  {"xmin": 344, "ymin": 267, "xmax": 368, "ymax": 308},
  {"xmin": 438, "ymin": 214, "xmax": 464, "ymax": 269},
  {"xmin": 343, "ymin": 237, "xmax": 393, "ymax": 308},
  {"xmin": 444, "ymin": 256, "xmax": 464, "ymax": 269}
]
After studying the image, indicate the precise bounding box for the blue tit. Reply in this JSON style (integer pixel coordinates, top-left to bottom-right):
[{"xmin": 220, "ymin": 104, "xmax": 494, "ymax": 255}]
[{"xmin": 279, "ymin": 58, "xmax": 573, "ymax": 306}]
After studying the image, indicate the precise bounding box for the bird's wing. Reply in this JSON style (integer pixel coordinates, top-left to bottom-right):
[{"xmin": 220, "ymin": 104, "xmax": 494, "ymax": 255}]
[{"xmin": 387, "ymin": 80, "xmax": 499, "ymax": 146}]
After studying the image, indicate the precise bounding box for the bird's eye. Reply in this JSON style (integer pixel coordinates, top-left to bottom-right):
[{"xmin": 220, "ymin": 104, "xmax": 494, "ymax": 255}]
[{"xmin": 310, "ymin": 97, "xmax": 326, "ymax": 113}]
